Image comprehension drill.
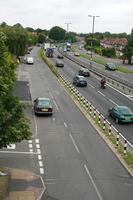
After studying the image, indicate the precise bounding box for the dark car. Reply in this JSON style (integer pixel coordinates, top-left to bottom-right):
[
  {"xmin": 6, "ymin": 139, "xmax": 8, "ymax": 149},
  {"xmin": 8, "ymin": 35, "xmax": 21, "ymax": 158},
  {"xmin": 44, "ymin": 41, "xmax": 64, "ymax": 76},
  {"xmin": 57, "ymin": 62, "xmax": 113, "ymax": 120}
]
[
  {"xmin": 34, "ymin": 97, "xmax": 53, "ymax": 115},
  {"xmin": 55, "ymin": 60, "xmax": 64, "ymax": 67},
  {"xmin": 57, "ymin": 54, "xmax": 64, "ymax": 59},
  {"xmin": 78, "ymin": 67, "xmax": 90, "ymax": 77},
  {"xmin": 105, "ymin": 62, "xmax": 117, "ymax": 70},
  {"xmin": 108, "ymin": 105, "xmax": 133, "ymax": 123},
  {"xmin": 73, "ymin": 75, "xmax": 87, "ymax": 87}
]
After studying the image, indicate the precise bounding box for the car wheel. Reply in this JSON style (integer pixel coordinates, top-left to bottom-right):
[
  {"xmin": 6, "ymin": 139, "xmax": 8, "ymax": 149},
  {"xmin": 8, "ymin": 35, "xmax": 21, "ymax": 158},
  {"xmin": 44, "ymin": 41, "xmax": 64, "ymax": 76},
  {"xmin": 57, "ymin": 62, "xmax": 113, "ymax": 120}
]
[{"xmin": 115, "ymin": 118, "xmax": 119, "ymax": 124}]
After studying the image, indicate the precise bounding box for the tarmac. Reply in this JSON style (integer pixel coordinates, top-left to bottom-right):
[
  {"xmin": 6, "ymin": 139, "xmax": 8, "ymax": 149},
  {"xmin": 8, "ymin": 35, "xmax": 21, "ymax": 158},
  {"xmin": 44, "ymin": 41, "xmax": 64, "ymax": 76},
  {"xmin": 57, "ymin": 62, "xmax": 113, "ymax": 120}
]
[{"xmin": 5, "ymin": 168, "xmax": 46, "ymax": 200}]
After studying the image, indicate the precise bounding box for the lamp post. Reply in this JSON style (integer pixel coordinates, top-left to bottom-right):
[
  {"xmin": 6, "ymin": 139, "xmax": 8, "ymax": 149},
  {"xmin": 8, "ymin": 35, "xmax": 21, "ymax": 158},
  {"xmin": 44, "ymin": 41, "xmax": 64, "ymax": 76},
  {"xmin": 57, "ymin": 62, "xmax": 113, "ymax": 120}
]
[
  {"xmin": 88, "ymin": 15, "xmax": 99, "ymax": 60},
  {"xmin": 64, "ymin": 22, "xmax": 72, "ymax": 33}
]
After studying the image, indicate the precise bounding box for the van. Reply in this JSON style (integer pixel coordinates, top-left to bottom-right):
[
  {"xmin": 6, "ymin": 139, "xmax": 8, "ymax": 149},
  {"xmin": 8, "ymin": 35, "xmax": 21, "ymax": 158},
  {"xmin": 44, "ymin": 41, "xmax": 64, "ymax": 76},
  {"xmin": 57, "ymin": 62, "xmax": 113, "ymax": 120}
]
[{"xmin": 26, "ymin": 57, "xmax": 34, "ymax": 64}]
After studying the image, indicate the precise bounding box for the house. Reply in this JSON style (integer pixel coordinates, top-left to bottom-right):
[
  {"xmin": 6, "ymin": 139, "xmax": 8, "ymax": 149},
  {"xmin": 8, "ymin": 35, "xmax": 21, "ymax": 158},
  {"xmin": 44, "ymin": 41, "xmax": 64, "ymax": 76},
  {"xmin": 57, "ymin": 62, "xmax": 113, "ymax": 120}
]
[{"xmin": 100, "ymin": 38, "xmax": 128, "ymax": 57}]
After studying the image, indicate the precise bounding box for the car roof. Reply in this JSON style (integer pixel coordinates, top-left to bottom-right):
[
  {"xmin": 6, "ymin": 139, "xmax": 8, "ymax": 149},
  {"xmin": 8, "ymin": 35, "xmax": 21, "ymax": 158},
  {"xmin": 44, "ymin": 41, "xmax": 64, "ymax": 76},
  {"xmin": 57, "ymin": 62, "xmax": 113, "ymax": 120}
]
[{"xmin": 80, "ymin": 67, "xmax": 89, "ymax": 71}]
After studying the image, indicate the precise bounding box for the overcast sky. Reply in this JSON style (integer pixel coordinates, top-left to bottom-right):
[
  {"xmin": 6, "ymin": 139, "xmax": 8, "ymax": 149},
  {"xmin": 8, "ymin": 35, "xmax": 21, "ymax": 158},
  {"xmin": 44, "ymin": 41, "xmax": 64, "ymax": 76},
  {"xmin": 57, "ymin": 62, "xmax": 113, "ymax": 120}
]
[{"xmin": 0, "ymin": 0, "xmax": 133, "ymax": 34}]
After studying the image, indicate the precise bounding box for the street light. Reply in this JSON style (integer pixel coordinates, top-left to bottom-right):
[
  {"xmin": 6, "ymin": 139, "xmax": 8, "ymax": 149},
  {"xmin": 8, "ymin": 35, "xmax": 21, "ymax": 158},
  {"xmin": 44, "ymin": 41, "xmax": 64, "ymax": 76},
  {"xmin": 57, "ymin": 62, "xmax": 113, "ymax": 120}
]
[
  {"xmin": 64, "ymin": 22, "xmax": 72, "ymax": 33},
  {"xmin": 88, "ymin": 15, "xmax": 99, "ymax": 60}
]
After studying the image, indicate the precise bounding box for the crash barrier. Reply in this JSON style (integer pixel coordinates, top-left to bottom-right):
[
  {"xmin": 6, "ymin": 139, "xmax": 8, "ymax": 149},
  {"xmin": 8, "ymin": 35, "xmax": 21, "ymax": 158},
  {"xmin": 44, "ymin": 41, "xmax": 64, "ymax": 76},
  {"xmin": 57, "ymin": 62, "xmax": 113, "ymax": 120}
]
[
  {"xmin": 59, "ymin": 50, "xmax": 133, "ymax": 95},
  {"xmin": 59, "ymin": 73, "xmax": 133, "ymax": 156}
]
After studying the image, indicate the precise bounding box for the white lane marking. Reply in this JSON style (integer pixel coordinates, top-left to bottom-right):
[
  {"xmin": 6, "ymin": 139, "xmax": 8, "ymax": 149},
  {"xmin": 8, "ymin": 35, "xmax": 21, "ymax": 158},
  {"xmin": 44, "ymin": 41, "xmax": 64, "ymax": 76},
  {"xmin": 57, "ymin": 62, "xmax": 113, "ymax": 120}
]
[
  {"xmin": 54, "ymin": 100, "xmax": 59, "ymax": 111},
  {"xmin": 28, "ymin": 140, "xmax": 32, "ymax": 143},
  {"xmin": 84, "ymin": 164, "xmax": 103, "ymax": 200},
  {"xmin": 40, "ymin": 168, "xmax": 44, "ymax": 174},
  {"xmin": 36, "ymin": 144, "xmax": 40, "ymax": 149},
  {"xmin": 38, "ymin": 155, "xmax": 42, "ymax": 160},
  {"xmin": 29, "ymin": 144, "xmax": 33, "ymax": 149},
  {"xmin": 109, "ymin": 99, "xmax": 118, "ymax": 106},
  {"xmin": 49, "ymin": 91, "xmax": 54, "ymax": 99},
  {"xmin": 55, "ymin": 90, "xmax": 60, "ymax": 95},
  {"xmin": 7, "ymin": 144, "xmax": 16, "ymax": 149},
  {"xmin": 39, "ymin": 161, "xmax": 43, "ymax": 167},
  {"xmin": 89, "ymin": 84, "xmax": 95, "ymax": 88},
  {"xmin": 52, "ymin": 117, "xmax": 55, "ymax": 121},
  {"xmin": 69, "ymin": 134, "xmax": 80, "ymax": 154},
  {"xmin": 29, "ymin": 149, "xmax": 33, "ymax": 153},
  {"xmin": 35, "ymin": 139, "xmax": 39, "ymax": 143},
  {"xmin": 0, "ymin": 151, "xmax": 37, "ymax": 154},
  {"xmin": 33, "ymin": 114, "xmax": 38, "ymax": 137},
  {"xmin": 98, "ymin": 91, "xmax": 105, "ymax": 97},
  {"xmin": 64, "ymin": 122, "xmax": 68, "ymax": 128},
  {"xmin": 37, "ymin": 149, "xmax": 41, "ymax": 154}
]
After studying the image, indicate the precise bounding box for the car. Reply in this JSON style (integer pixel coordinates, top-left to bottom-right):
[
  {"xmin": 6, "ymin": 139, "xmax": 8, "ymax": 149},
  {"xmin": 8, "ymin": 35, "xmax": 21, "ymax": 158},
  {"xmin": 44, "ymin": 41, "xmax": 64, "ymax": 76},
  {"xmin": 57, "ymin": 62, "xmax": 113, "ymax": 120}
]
[
  {"xmin": 78, "ymin": 67, "xmax": 90, "ymax": 77},
  {"xmin": 57, "ymin": 54, "xmax": 64, "ymax": 59},
  {"xmin": 74, "ymin": 52, "xmax": 80, "ymax": 56},
  {"xmin": 87, "ymin": 51, "xmax": 92, "ymax": 55},
  {"xmin": 105, "ymin": 62, "xmax": 117, "ymax": 70},
  {"xmin": 108, "ymin": 105, "xmax": 133, "ymax": 123},
  {"xmin": 55, "ymin": 60, "xmax": 64, "ymax": 67},
  {"xmin": 34, "ymin": 97, "xmax": 53, "ymax": 115},
  {"xmin": 73, "ymin": 75, "xmax": 87, "ymax": 87},
  {"xmin": 26, "ymin": 57, "xmax": 34, "ymax": 64}
]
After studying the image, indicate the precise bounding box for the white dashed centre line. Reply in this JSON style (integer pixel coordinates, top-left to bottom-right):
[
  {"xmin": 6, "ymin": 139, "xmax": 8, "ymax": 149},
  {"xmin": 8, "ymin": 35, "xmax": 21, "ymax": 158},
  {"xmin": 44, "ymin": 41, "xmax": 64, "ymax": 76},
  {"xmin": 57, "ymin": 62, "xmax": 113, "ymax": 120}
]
[
  {"xmin": 69, "ymin": 134, "xmax": 80, "ymax": 154},
  {"xmin": 109, "ymin": 99, "xmax": 118, "ymax": 106},
  {"xmin": 98, "ymin": 91, "xmax": 106, "ymax": 97}
]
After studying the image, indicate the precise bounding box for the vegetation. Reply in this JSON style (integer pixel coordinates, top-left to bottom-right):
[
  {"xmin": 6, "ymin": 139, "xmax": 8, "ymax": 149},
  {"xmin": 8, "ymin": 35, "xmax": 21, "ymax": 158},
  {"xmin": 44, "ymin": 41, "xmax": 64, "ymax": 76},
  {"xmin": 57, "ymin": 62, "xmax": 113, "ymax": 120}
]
[
  {"xmin": 49, "ymin": 26, "xmax": 66, "ymax": 41},
  {"xmin": 0, "ymin": 30, "xmax": 31, "ymax": 148}
]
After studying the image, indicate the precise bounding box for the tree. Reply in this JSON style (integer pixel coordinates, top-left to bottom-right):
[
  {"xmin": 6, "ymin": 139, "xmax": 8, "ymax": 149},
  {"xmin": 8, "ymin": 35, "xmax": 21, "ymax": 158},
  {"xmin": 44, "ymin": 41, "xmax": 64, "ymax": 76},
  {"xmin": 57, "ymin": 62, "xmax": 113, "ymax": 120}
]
[
  {"xmin": 0, "ymin": 31, "xmax": 31, "ymax": 148},
  {"xmin": 122, "ymin": 29, "xmax": 133, "ymax": 64},
  {"xmin": 102, "ymin": 48, "xmax": 116, "ymax": 58},
  {"xmin": 49, "ymin": 26, "xmax": 66, "ymax": 41},
  {"xmin": 37, "ymin": 33, "xmax": 46, "ymax": 43}
]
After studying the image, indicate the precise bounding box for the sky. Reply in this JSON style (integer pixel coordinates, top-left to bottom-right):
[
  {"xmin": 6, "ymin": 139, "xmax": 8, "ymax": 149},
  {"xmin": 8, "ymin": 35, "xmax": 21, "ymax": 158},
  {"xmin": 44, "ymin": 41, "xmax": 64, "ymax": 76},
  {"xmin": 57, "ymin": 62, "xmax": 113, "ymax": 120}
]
[{"xmin": 0, "ymin": 0, "xmax": 133, "ymax": 34}]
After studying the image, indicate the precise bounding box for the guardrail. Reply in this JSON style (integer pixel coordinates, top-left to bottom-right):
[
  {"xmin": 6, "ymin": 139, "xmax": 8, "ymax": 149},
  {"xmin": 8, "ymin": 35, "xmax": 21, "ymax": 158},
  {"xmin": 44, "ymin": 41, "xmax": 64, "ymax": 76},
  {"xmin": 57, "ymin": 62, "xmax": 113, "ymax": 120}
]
[
  {"xmin": 59, "ymin": 73, "xmax": 133, "ymax": 155},
  {"xmin": 59, "ymin": 50, "xmax": 133, "ymax": 95}
]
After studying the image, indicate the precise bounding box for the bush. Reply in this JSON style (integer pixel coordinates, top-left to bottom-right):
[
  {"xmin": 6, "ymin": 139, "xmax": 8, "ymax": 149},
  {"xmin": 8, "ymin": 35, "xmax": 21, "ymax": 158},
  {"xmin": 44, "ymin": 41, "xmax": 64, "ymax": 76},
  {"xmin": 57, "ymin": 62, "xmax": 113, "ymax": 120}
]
[{"xmin": 102, "ymin": 48, "xmax": 116, "ymax": 58}]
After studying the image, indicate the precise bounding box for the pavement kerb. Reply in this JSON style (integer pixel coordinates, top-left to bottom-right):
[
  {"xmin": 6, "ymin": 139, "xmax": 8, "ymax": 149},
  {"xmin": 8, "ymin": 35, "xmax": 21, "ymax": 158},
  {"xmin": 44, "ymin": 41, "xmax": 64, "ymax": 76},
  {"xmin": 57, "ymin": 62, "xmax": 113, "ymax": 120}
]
[
  {"xmin": 58, "ymin": 78, "xmax": 133, "ymax": 177},
  {"xmin": 5, "ymin": 168, "xmax": 46, "ymax": 200}
]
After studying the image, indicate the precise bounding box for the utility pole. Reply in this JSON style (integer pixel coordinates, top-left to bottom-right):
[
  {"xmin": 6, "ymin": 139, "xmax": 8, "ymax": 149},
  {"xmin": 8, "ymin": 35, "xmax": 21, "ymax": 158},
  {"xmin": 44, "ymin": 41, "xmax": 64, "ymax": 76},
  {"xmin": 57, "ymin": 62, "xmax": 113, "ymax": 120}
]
[
  {"xmin": 88, "ymin": 15, "xmax": 99, "ymax": 60},
  {"xmin": 64, "ymin": 22, "xmax": 72, "ymax": 33}
]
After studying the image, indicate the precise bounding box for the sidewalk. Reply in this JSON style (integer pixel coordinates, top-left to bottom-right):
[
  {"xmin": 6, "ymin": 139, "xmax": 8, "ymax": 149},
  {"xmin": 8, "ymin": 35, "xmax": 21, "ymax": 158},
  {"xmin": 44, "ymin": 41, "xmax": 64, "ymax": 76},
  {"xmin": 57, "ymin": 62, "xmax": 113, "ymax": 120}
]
[{"xmin": 5, "ymin": 168, "xmax": 46, "ymax": 200}]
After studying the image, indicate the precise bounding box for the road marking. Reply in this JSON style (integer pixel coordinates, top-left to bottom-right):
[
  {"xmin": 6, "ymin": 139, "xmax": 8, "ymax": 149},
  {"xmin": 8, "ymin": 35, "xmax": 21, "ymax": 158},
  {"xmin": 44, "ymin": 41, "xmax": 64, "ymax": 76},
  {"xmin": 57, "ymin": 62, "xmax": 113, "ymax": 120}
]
[
  {"xmin": 29, "ymin": 144, "xmax": 33, "ymax": 149},
  {"xmin": 64, "ymin": 122, "xmax": 68, "ymax": 128},
  {"xmin": 54, "ymin": 100, "xmax": 59, "ymax": 111},
  {"xmin": 39, "ymin": 161, "xmax": 43, "ymax": 167},
  {"xmin": 40, "ymin": 168, "xmax": 44, "ymax": 174},
  {"xmin": 0, "ymin": 151, "xmax": 37, "ymax": 154},
  {"xmin": 49, "ymin": 91, "xmax": 54, "ymax": 99},
  {"xmin": 36, "ymin": 144, "xmax": 40, "ymax": 149},
  {"xmin": 29, "ymin": 149, "xmax": 33, "ymax": 153},
  {"xmin": 37, "ymin": 149, "xmax": 41, "ymax": 154},
  {"xmin": 33, "ymin": 115, "xmax": 38, "ymax": 137},
  {"xmin": 89, "ymin": 84, "xmax": 95, "ymax": 88},
  {"xmin": 35, "ymin": 139, "xmax": 39, "ymax": 143},
  {"xmin": 28, "ymin": 140, "xmax": 32, "ymax": 143},
  {"xmin": 98, "ymin": 91, "xmax": 105, "ymax": 97},
  {"xmin": 38, "ymin": 155, "xmax": 42, "ymax": 160},
  {"xmin": 84, "ymin": 164, "xmax": 103, "ymax": 200},
  {"xmin": 69, "ymin": 134, "xmax": 80, "ymax": 153},
  {"xmin": 109, "ymin": 99, "xmax": 118, "ymax": 106}
]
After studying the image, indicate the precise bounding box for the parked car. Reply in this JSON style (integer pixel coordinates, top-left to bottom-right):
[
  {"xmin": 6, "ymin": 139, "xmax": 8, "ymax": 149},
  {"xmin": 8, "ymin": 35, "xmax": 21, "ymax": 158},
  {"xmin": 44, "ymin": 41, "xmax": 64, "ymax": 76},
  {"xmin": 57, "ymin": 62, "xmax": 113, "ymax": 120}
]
[
  {"xmin": 78, "ymin": 67, "xmax": 90, "ymax": 77},
  {"xmin": 74, "ymin": 52, "xmax": 80, "ymax": 56},
  {"xmin": 108, "ymin": 105, "xmax": 133, "ymax": 123},
  {"xmin": 57, "ymin": 54, "xmax": 64, "ymax": 59},
  {"xmin": 34, "ymin": 97, "xmax": 53, "ymax": 115},
  {"xmin": 55, "ymin": 60, "xmax": 64, "ymax": 67},
  {"xmin": 105, "ymin": 62, "xmax": 117, "ymax": 70},
  {"xmin": 26, "ymin": 57, "xmax": 34, "ymax": 64},
  {"xmin": 73, "ymin": 75, "xmax": 87, "ymax": 87},
  {"xmin": 87, "ymin": 51, "xmax": 92, "ymax": 55}
]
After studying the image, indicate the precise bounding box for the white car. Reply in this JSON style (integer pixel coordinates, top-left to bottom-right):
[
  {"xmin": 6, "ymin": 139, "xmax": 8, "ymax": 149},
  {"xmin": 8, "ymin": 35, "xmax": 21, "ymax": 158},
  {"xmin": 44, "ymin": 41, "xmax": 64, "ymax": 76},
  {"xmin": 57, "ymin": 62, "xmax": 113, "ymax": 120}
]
[{"xmin": 26, "ymin": 57, "xmax": 34, "ymax": 64}]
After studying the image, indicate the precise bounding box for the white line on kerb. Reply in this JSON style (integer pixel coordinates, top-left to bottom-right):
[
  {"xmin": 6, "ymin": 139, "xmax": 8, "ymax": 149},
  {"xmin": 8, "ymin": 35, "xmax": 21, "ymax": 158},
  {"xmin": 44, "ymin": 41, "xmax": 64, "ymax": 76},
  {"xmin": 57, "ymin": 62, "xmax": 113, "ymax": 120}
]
[
  {"xmin": 38, "ymin": 155, "xmax": 42, "ymax": 160},
  {"xmin": 84, "ymin": 164, "xmax": 103, "ymax": 200},
  {"xmin": 36, "ymin": 144, "xmax": 40, "ymax": 149},
  {"xmin": 98, "ymin": 91, "xmax": 105, "ymax": 97},
  {"xmin": 39, "ymin": 161, "xmax": 43, "ymax": 167},
  {"xmin": 69, "ymin": 134, "xmax": 80, "ymax": 153},
  {"xmin": 35, "ymin": 139, "xmax": 39, "ymax": 143},
  {"xmin": 109, "ymin": 99, "xmax": 118, "ymax": 106},
  {"xmin": 64, "ymin": 122, "xmax": 68, "ymax": 128}
]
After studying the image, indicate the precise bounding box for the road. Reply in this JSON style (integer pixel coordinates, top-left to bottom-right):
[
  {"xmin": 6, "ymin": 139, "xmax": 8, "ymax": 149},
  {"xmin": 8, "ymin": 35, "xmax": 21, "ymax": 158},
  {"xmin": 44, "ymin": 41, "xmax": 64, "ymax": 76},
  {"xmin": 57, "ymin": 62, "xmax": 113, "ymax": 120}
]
[{"xmin": 0, "ymin": 46, "xmax": 133, "ymax": 200}]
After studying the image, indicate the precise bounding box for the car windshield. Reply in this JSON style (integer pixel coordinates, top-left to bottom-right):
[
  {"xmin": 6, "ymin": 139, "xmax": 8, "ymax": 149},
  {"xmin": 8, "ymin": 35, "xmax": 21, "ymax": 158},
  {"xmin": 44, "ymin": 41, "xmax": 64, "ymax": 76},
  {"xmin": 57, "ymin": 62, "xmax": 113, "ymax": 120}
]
[
  {"xmin": 118, "ymin": 107, "xmax": 132, "ymax": 114},
  {"xmin": 108, "ymin": 63, "xmax": 115, "ymax": 67},
  {"xmin": 79, "ymin": 76, "xmax": 86, "ymax": 80},
  {"xmin": 38, "ymin": 99, "xmax": 51, "ymax": 107}
]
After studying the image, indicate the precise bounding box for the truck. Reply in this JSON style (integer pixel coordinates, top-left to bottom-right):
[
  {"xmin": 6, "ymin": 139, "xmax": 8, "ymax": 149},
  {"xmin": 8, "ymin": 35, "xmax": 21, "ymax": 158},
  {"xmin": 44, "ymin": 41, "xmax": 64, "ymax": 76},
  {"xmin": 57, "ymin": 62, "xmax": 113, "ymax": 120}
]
[
  {"xmin": 44, "ymin": 43, "xmax": 50, "ymax": 51},
  {"xmin": 64, "ymin": 42, "xmax": 71, "ymax": 51},
  {"xmin": 45, "ymin": 48, "xmax": 54, "ymax": 57}
]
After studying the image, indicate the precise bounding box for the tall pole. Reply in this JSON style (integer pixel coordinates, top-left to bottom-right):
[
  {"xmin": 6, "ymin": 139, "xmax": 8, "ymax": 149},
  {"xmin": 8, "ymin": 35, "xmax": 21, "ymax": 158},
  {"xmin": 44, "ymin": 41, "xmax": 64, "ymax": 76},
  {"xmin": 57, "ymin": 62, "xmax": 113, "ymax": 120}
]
[
  {"xmin": 88, "ymin": 15, "xmax": 99, "ymax": 60},
  {"xmin": 64, "ymin": 22, "xmax": 72, "ymax": 33}
]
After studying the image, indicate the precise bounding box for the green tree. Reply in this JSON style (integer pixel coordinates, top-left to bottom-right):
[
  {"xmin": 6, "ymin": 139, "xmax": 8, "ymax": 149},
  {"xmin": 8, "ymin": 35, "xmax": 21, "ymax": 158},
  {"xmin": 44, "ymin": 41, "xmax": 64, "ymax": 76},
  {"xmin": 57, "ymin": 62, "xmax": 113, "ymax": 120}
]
[
  {"xmin": 49, "ymin": 26, "xmax": 66, "ymax": 41},
  {"xmin": 102, "ymin": 48, "xmax": 116, "ymax": 58},
  {"xmin": 0, "ymin": 31, "xmax": 31, "ymax": 148},
  {"xmin": 122, "ymin": 29, "xmax": 133, "ymax": 64},
  {"xmin": 37, "ymin": 33, "xmax": 46, "ymax": 43}
]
